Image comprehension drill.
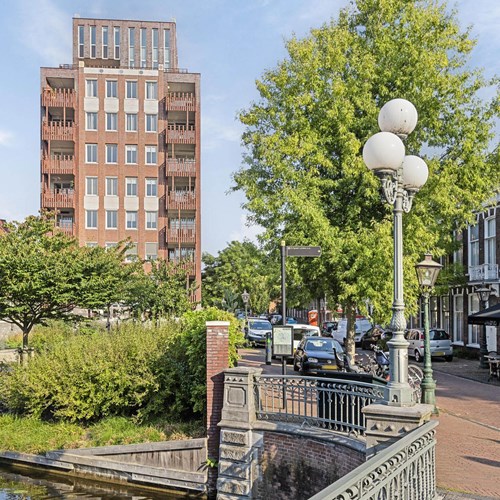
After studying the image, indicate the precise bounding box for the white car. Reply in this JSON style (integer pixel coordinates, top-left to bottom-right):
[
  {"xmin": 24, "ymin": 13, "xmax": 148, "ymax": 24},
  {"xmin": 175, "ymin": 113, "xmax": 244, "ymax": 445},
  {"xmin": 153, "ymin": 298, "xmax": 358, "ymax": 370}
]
[
  {"xmin": 333, "ymin": 318, "xmax": 372, "ymax": 346},
  {"xmin": 290, "ymin": 324, "xmax": 321, "ymax": 351},
  {"xmin": 406, "ymin": 328, "xmax": 453, "ymax": 362}
]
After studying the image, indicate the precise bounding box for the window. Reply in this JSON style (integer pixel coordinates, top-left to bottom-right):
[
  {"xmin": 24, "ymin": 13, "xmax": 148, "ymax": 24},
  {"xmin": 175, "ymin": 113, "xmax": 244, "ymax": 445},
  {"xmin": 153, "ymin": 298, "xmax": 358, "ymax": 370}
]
[
  {"xmin": 102, "ymin": 26, "xmax": 109, "ymax": 58},
  {"xmin": 453, "ymin": 229, "xmax": 463, "ymax": 265},
  {"xmin": 114, "ymin": 26, "xmax": 120, "ymax": 59},
  {"xmin": 90, "ymin": 26, "xmax": 96, "ymax": 58},
  {"xmin": 126, "ymin": 177, "xmax": 138, "ymax": 196},
  {"xmin": 106, "ymin": 113, "xmax": 117, "ymax": 131},
  {"xmin": 146, "ymin": 114, "xmax": 157, "ymax": 132},
  {"xmin": 169, "ymin": 247, "xmax": 194, "ymax": 261},
  {"xmin": 152, "ymin": 28, "xmax": 159, "ymax": 69},
  {"xmin": 86, "ymin": 210, "xmax": 98, "ymax": 229},
  {"xmin": 86, "ymin": 112, "xmax": 98, "ymax": 131},
  {"xmin": 86, "ymin": 79, "xmax": 97, "ymax": 97},
  {"xmin": 126, "ymin": 211, "xmax": 138, "ymax": 229},
  {"xmin": 126, "ymin": 113, "xmax": 137, "ymax": 132},
  {"xmin": 468, "ymin": 223, "xmax": 479, "ymax": 267},
  {"xmin": 164, "ymin": 29, "xmax": 170, "ymax": 68},
  {"xmin": 468, "ymin": 294, "xmax": 480, "ymax": 345},
  {"xmin": 106, "ymin": 210, "xmax": 118, "ymax": 229},
  {"xmin": 126, "ymin": 81, "xmax": 137, "ymax": 99},
  {"xmin": 105, "ymin": 242, "xmax": 118, "ymax": 250},
  {"xmin": 170, "ymin": 217, "xmax": 195, "ymax": 230},
  {"xmin": 145, "ymin": 81, "xmax": 157, "ymax": 100},
  {"xmin": 106, "ymin": 80, "xmax": 117, "ymax": 98},
  {"xmin": 125, "ymin": 243, "xmax": 138, "ymax": 262},
  {"xmin": 125, "ymin": 145, "xmax": 138, "ymax": 164},
  {"xmin": 86, "ymin": 177, "xmax": 98, "ymax": 195},
  {"xmin": 128, "ymin": 27, "xmax": 135, "ymax": 68},
  {"xmin": 106, "ymin": 177, "xmax": 117, "ymax": 196},
  {"xmin": 485, "ymin": 217, "xmax": 496, "ymax": 265},
  {"xmin": 145, "ymin": 242, "xmax": 158, "ymax": 261},
  {"xmin": 106, "ymin": 144, "xmax": 118, "ymax": 164},
  {"xmin": 145, "ymin": 178, "xmax": 157, "ymax": 197},
  {"xmin": 86, "ymin": 144, "xmax": 97, "ymax": 163},
  {"xmin": 86, "ymin": 242, "xmax": 98, "ymax": 248},
  {"xmin": 145, "ymin": 146, "xmax": 157, "ymax": 165},
  {"xmin": 140, "ymin": 28, "xmax": 147, "ymax": 68},
  {"xmin": 78, "ymin": 25, "xmax": 85, "ymax": 58},
  {"xmin": 453, "ymin": 294, "xmax": 463, "ymax": 344},
  {"xmin": 146, "ymin": 211, "xmax": 158, "ymax": 229}
]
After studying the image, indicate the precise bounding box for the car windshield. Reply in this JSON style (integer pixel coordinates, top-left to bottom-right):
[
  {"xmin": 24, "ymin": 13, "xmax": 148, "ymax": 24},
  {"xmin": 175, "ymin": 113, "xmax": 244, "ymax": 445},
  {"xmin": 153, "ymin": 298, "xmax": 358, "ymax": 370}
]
[
  {"xmin": 249, "ymin": 320, "xmax": 271, "ymax": 330},
  {"xmin": 305, "ymin": 338, "xmax": 343, "ymax": 353},
  {"xmin": 430, "ymin": 330, "xmax": 449, "ymax": 341}
]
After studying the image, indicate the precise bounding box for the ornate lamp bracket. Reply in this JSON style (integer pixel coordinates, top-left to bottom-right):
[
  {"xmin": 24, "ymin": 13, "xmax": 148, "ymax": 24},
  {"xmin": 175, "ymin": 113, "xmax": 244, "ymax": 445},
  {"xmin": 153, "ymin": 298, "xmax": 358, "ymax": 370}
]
[
  {"xmin": 381, "ymin": 176, "xmax": 397, "ymax": 205},
  {"xmin": 402, "ymin": 190, "xmax": 414, "ymax": 213}
]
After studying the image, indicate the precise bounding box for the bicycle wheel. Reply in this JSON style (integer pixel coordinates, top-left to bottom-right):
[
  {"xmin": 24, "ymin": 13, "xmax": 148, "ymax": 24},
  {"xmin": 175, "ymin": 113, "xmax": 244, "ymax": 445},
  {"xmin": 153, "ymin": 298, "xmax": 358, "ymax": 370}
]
[{"xmin": 408, "ymin": 365, "xmax": 423, "ymax": 403}]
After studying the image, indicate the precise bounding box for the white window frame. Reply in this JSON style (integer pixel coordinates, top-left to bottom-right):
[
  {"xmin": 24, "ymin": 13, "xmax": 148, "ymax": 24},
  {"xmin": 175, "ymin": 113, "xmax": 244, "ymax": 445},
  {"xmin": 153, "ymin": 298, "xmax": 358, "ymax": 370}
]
[
  {"xmin": 145, "ymin": 114, "xmax": 158, "ymax": 132},
  {"xmin": 145, "ymin": 178, "xmax": 157, "ymax": 197},
  {"xmin": 145, "ymin": 242, "xmax": 158, "ymax": 261},
  {"xmin": 468, "ymin": 223, "xmax": 479, "ymax": 267},
  {"xmin": 106, "ymin": 210, "xmax": 118, "ymax": 229},
  {"xmin": 102, "ymin": 26, "xmax": 109, "ymax": 59},
  {"xmin": 125, "ymin": 145, "xmax": 138, "ymax": 164},
  {"xmin": 452, "ymin": 294, "xmax": 464, "ymax": 345},
  {"xmin": 90, "ymin": 26, "xmax": 96, "ymax": 58},
  {"xmin": 106, "ymin": 112, "xmax": 118, "ymax": 131},
  {"xmin": 126, "ymin": 80, "xmax": 137, "ymax": 99},
  {"xmin": 86, "ymin": 210, "xmax": 98, "ymax": 229},
  {"xmin": 86, "ymin": 112, "xmax": 98, "ymax": 131},
  {"xmin": 145, "ymin": 146, "xmax": 157, "ymax": 165},
  {"xmin": 126, "ymin": 211, "xmax": 138, "ymax": 229},
  {"xmin": 113, "ymin": 26, "xmax": 121, "ymax": 60},
  {"xmin": 105, "ymin": 177, "xmax": 118, "ymax": 196},
  {"xmin": 145, "ymin": 81, "xmax": 157, "ymax": 100},
  {"xmin": 105, "ymin": 144, "xmax": 118, "ymax": 164},
  {"xmin": 140, "ymin": 28, "xmax": 147, "ymax": 68},
  {"xmin": 467, "ymin": 293, "xmax": 480, "ymax": 347},
  {"xmin": 484, "ymin": 217, "xmax": 496, "ymax": 265},
  {"xmin": 86, "ymin": 177, "xmax": 98, "ymax": 196},
  {"xmin": 106, "ymin": 80, "xmax": 118, "ymax": 98},
  {"xmin": 163, "ymin": 29, "xmax": 170, "ymax": 68},
  {"xmin": 85, "ymin": 144, "xmax": 98, "ymax": 163},
  {"xmin": 152, "ymin": 28, "xmax": 159, "ymax": 69},
  {"xmin": 85, "ymin": 79, "xmax": 97, "ymax": 98},
  {"xmin": 146, "ymin": 211, "xmax": 158, "ymax": 230},
  {"xmin": 78, "ymin": 25, "xmax": 85, "ymax": 58},
  {"xmin": 128, "ymin": 27, "xmax": 135, "ymax": 68},
  {"xmin": 126, "ymin": 113, "xmax": 138, "ymax": 132},
  {"xmin": 126, "ymin": 177, "xmax": 138, "ymax": 197}
]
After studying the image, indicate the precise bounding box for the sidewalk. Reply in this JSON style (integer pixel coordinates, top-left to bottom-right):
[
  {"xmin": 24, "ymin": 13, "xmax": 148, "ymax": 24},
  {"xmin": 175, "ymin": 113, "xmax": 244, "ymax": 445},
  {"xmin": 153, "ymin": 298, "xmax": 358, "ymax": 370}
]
[{"xmin": 430, "ymin": 356, "xmax": 499, "ymax": 385}]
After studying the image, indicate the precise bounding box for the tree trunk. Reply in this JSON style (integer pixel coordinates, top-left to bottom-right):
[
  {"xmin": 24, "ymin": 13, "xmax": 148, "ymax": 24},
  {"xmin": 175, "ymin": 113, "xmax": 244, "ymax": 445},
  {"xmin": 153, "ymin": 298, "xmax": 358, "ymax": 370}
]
[
  {"xmin": 345, "ymin": 302, "xmax": 357, "ymax": 358},
  {"xmin": 22, "ymin": 329, "xmax": 29, "ymax": 350}
]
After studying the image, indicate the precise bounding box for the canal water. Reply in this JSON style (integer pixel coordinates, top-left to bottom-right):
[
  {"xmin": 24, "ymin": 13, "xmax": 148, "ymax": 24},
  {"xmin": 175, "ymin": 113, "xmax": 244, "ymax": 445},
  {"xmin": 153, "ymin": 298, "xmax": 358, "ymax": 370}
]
[{"xmin": 0, "ymin": 463, "xmax": 201, "ymax": 499}]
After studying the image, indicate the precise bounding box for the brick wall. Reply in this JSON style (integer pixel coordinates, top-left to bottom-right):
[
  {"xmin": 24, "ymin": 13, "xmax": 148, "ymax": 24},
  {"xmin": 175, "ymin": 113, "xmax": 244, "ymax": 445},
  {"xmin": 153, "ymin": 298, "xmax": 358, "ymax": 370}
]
[
  {"xmin": 205, "ymin": 321, "xmax": 230, "ymax": 496},
  {"xmin": 257, "ymin": 431, "xmax": 365, "ymax": 500}
]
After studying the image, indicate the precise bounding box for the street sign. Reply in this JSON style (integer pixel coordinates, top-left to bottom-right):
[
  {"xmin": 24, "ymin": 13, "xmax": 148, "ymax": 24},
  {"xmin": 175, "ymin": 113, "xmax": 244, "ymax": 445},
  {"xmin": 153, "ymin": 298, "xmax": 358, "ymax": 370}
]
[
  {"xmin": 272, "ymin": 325, "xmax": 294, "ymax": 357},
  {"xmin": 286, "ymin": 246, "xmax": 321, "ymax": 257}
]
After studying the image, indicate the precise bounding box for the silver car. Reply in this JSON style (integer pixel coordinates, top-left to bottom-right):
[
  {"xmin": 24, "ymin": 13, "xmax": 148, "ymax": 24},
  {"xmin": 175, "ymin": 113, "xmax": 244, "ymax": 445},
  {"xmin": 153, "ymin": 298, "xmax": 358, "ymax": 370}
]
[{"xmin": 406, "ymin": 328, "xmax": 453, "ymax": 362}]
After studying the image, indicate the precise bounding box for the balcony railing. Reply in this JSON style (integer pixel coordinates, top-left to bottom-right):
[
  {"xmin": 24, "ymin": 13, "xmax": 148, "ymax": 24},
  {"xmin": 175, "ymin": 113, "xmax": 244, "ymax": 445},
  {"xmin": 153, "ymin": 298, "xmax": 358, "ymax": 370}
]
[
  {"xmin": 42, "ymin": 155, "xmax": 74, "ymax": 175},
  {"xmin": 166, "ymin": 92, "xmax": 196, "ymax": 111},
  {"xmin": 167, "ymin": 191, "xmax": 196, "ymax": 210},
  {"xmin": 42, "ymin": 189, "xmax": 75, "ymax": 208},
  {"xmin": 42, "ymin": 88, "xmax": 76, "ymax": 108},
  {"xmin": 42, "ymin": 120, "xmax": 75, "ymax": 141},
  {"xmin": 166, "ymin": 124, "xmax": 196, "ymax": 144},
  {"xmin": 168, "ymin": 259, "xmax": 196, "ymax": 276},
  {"xmin": 167, "ymin": 227, "xmax": 196, "ymax": 244},
  {"xmin": 468, "ymin": 263, "xmax": 499, "ymax": 283},
  {"xmin": 166, "ymin": 158, "xmax": 196, "ymax": 177},
  {"xmin": 55, "ymin": 223, "xmax": 74, "ymax": 236}
]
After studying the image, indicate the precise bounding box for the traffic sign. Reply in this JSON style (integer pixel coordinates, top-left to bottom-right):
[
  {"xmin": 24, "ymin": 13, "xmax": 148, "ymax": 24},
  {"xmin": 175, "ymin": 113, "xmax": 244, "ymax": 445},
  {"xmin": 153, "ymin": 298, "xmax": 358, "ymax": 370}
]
[{"xmin": 286, "ymin": 246, "xmax": 321, "ymax": 257}]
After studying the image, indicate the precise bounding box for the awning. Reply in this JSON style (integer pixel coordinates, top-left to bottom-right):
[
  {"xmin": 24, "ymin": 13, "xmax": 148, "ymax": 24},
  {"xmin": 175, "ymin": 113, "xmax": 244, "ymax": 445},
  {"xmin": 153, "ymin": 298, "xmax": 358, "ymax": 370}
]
[{"xmin": 468, "ymin": 303, "xmax": 500, "ymax": 325}]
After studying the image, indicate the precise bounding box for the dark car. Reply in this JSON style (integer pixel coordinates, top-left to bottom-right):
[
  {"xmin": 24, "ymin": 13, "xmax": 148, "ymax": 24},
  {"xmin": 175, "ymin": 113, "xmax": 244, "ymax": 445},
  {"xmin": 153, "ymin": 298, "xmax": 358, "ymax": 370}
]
[
  {"xmin": 360, "ymin": 327, "xmax": 392, "ymax": 350},
  {"xmin": 293, "ymin": 337, "xmax": 344, "ymax": 375}
]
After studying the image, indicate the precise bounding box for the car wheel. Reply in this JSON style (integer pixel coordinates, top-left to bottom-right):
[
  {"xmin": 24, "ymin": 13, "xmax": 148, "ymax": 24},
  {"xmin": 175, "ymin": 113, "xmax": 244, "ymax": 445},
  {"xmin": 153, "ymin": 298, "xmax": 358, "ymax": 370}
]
[
  {"xmin": 445, "ymin": 355, "xmax": 453, "ymax": 362},
  {"xmin": 414, "ymin": 350, "xmax": 422, "ymax": 362},
  {"xmin": 293, "ymin": 360, "xmax": 299, "ymax": 372}
]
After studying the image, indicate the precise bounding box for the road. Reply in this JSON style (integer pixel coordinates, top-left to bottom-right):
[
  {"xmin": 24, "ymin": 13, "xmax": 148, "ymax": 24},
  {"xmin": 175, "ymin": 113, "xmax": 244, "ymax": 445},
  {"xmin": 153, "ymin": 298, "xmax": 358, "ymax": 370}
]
[{"xmin": 238, "ymin": 347, "xmax": 500, "ymax": 499}]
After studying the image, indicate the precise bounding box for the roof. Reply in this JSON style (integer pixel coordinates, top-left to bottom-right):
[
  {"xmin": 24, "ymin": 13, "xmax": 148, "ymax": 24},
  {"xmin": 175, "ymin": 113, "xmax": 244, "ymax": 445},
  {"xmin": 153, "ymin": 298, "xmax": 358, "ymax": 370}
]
[{"xmin": 467, "ymin": 303, "xmax": 500, "ymax": 325}]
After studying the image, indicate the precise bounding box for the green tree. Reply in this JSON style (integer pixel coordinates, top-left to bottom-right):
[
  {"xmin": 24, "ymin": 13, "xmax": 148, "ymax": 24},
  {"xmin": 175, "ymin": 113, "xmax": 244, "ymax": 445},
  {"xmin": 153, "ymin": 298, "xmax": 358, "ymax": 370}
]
[{"xmin": 233, "ymin": 0, "xmax": 499, "ymax": 354}]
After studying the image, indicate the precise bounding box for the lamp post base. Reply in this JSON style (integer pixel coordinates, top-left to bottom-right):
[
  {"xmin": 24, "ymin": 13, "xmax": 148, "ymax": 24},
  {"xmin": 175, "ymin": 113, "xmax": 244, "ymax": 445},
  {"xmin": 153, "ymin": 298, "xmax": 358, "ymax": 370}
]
[{"xmin": 421, "ymin": 378, "xmax": 438, "ymax": 415}]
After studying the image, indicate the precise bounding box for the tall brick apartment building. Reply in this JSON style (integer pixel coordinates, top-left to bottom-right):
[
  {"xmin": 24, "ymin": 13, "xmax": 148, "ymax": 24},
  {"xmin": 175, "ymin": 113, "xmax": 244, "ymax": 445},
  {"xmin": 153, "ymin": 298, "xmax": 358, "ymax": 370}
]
[{"xmin": 40, "ymin": 18, "xmax": 201, "ymax": 301}]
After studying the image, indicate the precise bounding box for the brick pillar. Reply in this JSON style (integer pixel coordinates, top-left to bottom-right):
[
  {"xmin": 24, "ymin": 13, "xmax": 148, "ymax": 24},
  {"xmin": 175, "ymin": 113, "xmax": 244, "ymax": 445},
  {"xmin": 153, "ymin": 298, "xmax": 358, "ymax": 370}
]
[{"xmin": 206, "ymin": 321, "xmax": 230, "ymax": 498}]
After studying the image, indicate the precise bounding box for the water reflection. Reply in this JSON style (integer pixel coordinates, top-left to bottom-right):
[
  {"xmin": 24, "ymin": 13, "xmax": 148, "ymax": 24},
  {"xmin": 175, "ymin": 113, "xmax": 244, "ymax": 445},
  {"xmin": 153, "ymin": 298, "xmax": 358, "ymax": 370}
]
[{"xmin": 0, "ymin": 464, "xmax": 201, "ymax": 499}]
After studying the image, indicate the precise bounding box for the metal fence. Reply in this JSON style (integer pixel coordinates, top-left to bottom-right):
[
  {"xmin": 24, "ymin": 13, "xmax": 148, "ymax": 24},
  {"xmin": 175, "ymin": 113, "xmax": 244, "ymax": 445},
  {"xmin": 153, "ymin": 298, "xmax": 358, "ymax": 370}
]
[
  {"xmin": 309, "ymin": 421, "xmax": 438, "ymax": 500},
  {"xmin": 254, "ymin": 375, "xmax": 385, "ymax": 436}
]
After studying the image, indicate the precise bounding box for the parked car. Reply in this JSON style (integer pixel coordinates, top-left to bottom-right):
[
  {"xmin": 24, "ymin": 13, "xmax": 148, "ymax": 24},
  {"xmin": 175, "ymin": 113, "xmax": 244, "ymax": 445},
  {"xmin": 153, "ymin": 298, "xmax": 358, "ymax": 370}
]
[
  {"xmin": 245, "ymin": 318, "xmax": 272, "ymax": 347},
  {"xmin": 270, "ymin": 314, "xmax": 283, "ymax": 324},
  {"xmin": 286, "ymin": 317, "xmax": 298, "ymax": 324},
  {"xmin": 293, "ymin": 337, "xmax": 345, "ymax": 374},
  {"xmin": 360, "ymin": 327, "xmax": 393, "ymax": 350},
  {"xmin": 291, "ymin": 324, "xmax": 321, "ymax": 351},
  {"xmin": 406, "ymin": 328, "xmax": 453, "ymax": 362},
  {"xmin": 321, "ymin": 321, "xmax": 338, "ymax": 336},
  {"xmin": 333, "ymin": 317, "xmax": 372, "ymax": 346}
]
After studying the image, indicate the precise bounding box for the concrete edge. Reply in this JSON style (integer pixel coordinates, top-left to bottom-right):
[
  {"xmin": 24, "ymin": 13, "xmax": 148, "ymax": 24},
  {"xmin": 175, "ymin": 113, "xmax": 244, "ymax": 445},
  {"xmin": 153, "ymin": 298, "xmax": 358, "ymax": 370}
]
[{"xmin": 0, "ymin": 451, "xmax": 74, "ymax": 470}]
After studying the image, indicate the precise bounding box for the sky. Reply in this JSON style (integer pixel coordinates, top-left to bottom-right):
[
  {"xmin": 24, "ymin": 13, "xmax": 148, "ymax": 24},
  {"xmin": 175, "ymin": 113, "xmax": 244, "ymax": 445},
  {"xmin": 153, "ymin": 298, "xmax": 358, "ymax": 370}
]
[{"xmin": 0, "ymin": 0, "xmax": 499, "ymax": 255}]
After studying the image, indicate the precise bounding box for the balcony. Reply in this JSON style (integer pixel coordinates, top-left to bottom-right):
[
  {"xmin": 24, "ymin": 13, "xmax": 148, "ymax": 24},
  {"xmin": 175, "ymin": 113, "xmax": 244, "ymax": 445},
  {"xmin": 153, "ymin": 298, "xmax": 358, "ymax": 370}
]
[
  {"xmin": 167, "ymin": 191, "xmax": 196, "ymax": 211},
  {"xmin": 42, "ymin": 155, "xmax": 74, "ymax": 175},
  {"xmin": 170, "ymin": 260, "xmax": 196, "ymax": 276},
  {"xmin": 42, "ymin": 189, "xmax": 75, "ymax": 209},
  {"xmin": 166, "ymin": 124, "xmax": 196, "ymax": 144},
  {"xmin": 166, "ymin": 92, "xmax": 196, "ymax": 111},
  {"xmin": 42, "ymin": 120, "xmax": 75, "ymax": 141},
  {"xmin": 55, "ymin": 222, "xmax": 74, "ymax": 236},
  {"xmin": 468, "ymin": 263, "xmax": 499, "ymax": 283},
  {"xmin": 167, "ymin": 227, "xmax": 196, "ymax": 244},
  {"xmin": 42, "ymin": 88, "xmax": 76, "ymax": 108},
  {"xmin": 165, "ymin": 158, "xmax": 196, "ymax": 177}
]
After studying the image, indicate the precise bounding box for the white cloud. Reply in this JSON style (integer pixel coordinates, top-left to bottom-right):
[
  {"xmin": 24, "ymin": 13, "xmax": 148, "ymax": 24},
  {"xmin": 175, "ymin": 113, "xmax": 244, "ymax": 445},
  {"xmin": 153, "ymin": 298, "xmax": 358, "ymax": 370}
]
[
  {"xmin": 202, "ymin": 115, "xmax": 243, "ymax": 150},
  {"xmin": 228, "ymin": 214, "xmax": 263, "ymax": 244},
  {"xmin": 0, "ymin": 130, "xmax": 14, "ymax": 147},
  {"xmin": 18, "ymin": 0, "xmax": 71, "ymax": 64}
]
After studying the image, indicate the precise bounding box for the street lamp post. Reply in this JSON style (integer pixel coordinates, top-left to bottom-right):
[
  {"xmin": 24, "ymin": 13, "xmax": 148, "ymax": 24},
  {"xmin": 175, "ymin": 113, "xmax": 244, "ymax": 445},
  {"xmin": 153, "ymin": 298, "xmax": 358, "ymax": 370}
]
[
  {"xmin": 363, "ymin": 98, "xmax": 429, "ymax": 406},
  {"xmin": 415, "ymin": 254, "xmax": 442, "ymax": 412},
  {"xmin": 476, "ymin": 283, "xmax": 492, "ymax": 368},
  {"xmin": 241, "ymin": 289, "xmax": 250, "ymax": 323}
]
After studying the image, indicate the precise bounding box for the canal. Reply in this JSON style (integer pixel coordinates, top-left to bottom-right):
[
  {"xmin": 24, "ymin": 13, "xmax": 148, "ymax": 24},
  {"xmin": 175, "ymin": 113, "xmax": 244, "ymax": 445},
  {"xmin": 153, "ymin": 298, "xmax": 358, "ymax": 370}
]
[{"xmin": 0, "ymin": 463, "xmax": 201, "ymax": 499}]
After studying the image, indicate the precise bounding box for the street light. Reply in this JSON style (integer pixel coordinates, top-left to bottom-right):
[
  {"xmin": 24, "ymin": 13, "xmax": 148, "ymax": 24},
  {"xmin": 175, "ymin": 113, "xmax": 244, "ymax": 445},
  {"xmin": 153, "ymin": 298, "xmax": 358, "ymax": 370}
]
[
  {"xmin": 415, "ymin": 253, "xmax": 442, "ymax": 412},
  {"xmin": 363, "ymin": 98, "xmax": 429, "ymax": 406},
  {"xmin": 241, "ymin": 289, "xmax": 250, "ymax": 323},
  {"xmin": 475, "ymin": 283, "xmax": 492, "ymax": 368}
]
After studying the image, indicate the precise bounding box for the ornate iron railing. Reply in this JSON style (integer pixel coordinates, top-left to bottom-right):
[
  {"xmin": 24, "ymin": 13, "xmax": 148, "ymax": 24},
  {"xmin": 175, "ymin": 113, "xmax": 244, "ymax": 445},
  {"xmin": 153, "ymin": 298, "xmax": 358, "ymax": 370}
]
[
  {"xmin": 254, "ymin": 375, "xmax": 385, "ymax": 436},
  {"xmin": 309, "ymin": 421, "xmax": 438, "ymax": 500}
]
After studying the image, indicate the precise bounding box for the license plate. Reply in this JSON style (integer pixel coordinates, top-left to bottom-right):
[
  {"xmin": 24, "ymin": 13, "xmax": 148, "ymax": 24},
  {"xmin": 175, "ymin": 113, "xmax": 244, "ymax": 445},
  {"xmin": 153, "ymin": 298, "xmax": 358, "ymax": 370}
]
[
  {"xmin": 321, "ymin": 365, "xmax": 337, "ymax": 370},
  {"xmin": 434, "ymin": 351, "xmax": 444, "ymax": 356}
]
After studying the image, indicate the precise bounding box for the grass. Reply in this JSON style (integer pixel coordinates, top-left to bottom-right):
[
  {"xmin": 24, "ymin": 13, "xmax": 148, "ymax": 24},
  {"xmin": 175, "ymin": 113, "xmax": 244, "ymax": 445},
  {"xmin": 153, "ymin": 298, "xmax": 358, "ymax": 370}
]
[{"xmin": 0, "ymin": 415, "xmax": 205, "ymax": 455}]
